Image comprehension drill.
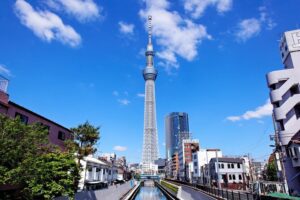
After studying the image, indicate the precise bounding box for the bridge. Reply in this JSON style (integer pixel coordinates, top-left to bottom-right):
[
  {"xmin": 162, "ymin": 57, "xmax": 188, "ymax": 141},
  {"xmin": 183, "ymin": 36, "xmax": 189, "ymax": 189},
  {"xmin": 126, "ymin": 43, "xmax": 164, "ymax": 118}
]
[{"xmin": 140, "ymin": 174, "xmax": 160, "ymax": 180}]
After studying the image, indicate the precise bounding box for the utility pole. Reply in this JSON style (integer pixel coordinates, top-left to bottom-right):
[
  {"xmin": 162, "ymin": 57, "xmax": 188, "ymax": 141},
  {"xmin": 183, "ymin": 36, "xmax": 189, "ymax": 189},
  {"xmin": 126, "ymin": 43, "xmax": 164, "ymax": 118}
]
[
  {"xmin": 248, "ymin": 153, "xmax": 253, "ymax": 187},
  {"xmin": 216, "ymin": 150, "xmax": 221, "ymax": 189},
  {"xmin": 272, "ymin": 114, "xmax": 289, "ymax": 194}
]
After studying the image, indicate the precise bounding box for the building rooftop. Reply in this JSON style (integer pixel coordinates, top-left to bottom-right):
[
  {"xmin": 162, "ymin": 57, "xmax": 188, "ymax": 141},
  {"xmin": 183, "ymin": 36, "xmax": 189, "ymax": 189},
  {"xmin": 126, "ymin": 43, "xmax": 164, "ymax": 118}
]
[
  {"xmin": 8, "ymin": 101, "xmax": 71, "ymax": 132},
  {"xmin": 210, "ymin": 157, "xmax": 243, "ymax": 163}
]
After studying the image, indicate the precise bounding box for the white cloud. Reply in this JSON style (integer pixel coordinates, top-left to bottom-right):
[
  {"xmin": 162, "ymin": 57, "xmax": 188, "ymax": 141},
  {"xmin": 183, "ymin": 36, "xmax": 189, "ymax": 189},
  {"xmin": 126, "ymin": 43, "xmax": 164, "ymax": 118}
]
[
  {"xmin": 112, "ymin": 90, "xmax": 119, "ymax": 96},
  {"xmin": 15, "ymin": 0, "xmax": 81, "ymax": 47},
  {"xmin": 119, "ymin": 21, "xmax": 135, "ymax": 35},
  {"xmin": 137, "ymin": 93, "xmax": 145, "ymax": 98},
  {"xmin": 184, "ymin": 0, "xmax": 233, "ymax": 19},
  {"xmin": 0, "ymin": 65, "xmax": 11, "ymax": 76},
  {"xmin": 227, "ymin": 99, "xmax": 273, "ymax": 122},
  {"xmin": 235, "ymin": 6, "xmax": 276, "ymax": 42},
  {"xmin": 235, "ymin": 18, "xmax": 261, "ymax": 42},
  {"xmin": 139, "ymin": 0, "xmax": 211, "ymax": 70},
  {"xmin": 118, "ymin": 99, "xmax": 130, "ymax": 106},
  {"xmin": 113, "ymin": 145, "xmax": 127, "ymax": 151},
  {"xmin": 47, "ymin": 0, "xmax": 100, "ymax": 22}
]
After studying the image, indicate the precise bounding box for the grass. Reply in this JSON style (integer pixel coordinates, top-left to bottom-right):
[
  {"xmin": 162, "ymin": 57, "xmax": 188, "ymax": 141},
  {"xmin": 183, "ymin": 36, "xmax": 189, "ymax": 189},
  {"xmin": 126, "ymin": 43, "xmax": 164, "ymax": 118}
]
[{"xmin": 161, "ymin": 180, "xmax": 179, "ymax": 194}]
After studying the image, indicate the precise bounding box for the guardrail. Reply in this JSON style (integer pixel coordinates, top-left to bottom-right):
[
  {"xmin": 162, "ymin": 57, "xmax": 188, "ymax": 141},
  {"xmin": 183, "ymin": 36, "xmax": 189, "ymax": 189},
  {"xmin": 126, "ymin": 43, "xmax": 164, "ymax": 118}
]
[
  {"xmin": 120, "ymin": 182, "xmax": 141, "ymax": 200},
  {"xmin": 155, "ymin": 181, "xmax": 179, "ymax": 200},
  {"xmin": 166, "ymin": 179, "xmax": 257, "ymax": 200}
]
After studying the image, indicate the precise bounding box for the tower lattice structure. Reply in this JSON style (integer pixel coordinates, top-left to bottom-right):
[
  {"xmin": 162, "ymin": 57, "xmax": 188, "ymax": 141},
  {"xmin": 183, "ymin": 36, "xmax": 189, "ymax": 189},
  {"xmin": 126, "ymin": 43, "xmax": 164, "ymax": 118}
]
[{"xmin": 141, "ymin": 15, "xmax": 159, "ymax": 174}]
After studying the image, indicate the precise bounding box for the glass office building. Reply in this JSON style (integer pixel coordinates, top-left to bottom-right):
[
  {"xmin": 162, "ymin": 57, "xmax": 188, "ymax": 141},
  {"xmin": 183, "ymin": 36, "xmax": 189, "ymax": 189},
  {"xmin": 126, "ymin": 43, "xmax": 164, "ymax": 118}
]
[{"xmin": 165, "ymin": 112, "xmax": 190, "ymax": 161}]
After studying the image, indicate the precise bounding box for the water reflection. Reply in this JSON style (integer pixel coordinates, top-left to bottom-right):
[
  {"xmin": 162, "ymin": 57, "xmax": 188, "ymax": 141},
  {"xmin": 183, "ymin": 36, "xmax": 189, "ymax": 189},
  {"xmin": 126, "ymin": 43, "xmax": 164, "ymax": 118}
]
[{"xmin": 134, "ymin": 186, "xmax": 167, "ymax": 200}]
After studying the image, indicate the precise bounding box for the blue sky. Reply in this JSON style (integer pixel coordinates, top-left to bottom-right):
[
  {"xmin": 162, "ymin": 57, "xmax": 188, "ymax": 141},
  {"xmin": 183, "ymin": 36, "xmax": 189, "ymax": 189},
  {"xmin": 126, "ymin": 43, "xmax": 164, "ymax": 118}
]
[{"xmin": 0, "ymin": 0, "xmax": 299, "ymax": 164}]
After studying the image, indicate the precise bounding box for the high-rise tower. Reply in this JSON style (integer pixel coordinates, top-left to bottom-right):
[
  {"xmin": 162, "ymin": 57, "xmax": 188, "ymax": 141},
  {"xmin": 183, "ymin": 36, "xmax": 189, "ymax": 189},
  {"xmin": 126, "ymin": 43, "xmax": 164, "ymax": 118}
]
[
  {"xmin": 267, "ymin": 29, "xmax": 300, "ymax": 193},
  {"xmin": 141, "ymin": 16, "xmax": 159, "ymax": 174}
]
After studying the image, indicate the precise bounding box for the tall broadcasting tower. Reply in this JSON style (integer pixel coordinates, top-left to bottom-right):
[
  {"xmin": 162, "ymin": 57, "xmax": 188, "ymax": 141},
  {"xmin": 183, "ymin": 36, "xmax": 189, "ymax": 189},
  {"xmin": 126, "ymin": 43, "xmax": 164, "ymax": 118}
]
[{"xmin": 141, "ymin": 16, "xmax": 159, "ymax": 174}]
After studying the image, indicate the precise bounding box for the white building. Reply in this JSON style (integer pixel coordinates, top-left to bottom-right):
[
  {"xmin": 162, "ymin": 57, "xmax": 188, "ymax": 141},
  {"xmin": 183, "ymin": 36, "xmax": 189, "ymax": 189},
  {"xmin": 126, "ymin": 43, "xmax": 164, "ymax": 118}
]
[
  {"xmin": 192, "ymin": 149, "xmax": 222, "ymax": 184},
  {"xmin": 78, "ymin": 156, "xmax": 118, "ymax": 191},
  {"xmin": 209, "ymin": 157, "xmax": 246, "ymax": 190},
  {"xmin": 266, "ymin": 29, "xmax": 300, "ymax": 194}
]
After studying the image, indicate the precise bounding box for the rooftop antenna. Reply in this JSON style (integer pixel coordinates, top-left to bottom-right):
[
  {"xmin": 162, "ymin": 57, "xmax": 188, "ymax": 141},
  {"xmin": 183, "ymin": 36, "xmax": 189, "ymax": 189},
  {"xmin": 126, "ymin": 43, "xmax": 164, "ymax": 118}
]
[
  {"xmin": 0, "ymin": 75, "xmax": 8, "ymax": 93},
  {"xmin": 148, "ymin": 15, "xmax": 152, "ymax": 44}
]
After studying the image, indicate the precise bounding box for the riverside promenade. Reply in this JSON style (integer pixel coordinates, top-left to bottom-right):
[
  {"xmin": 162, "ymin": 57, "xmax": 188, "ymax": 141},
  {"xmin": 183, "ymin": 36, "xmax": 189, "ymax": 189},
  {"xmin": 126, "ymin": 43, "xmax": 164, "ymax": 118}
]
[{"xmin": 75, "ymin": 181, "xmax": 134, "ymax": 200}]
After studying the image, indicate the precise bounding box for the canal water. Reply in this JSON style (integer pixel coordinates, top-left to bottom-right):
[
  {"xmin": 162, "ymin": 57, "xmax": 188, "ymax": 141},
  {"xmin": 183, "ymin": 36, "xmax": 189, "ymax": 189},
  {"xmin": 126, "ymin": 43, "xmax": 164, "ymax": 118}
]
[{"xmin": 134, "ymin": 186, "xmax": 167, "ymax": 200}]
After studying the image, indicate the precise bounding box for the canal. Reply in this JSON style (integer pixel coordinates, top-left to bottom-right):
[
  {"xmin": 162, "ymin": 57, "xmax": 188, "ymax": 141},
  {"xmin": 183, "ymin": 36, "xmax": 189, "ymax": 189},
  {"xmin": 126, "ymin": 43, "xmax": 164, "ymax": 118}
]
[{"xmin": 134, "ymin": 186, "xmax": 167, "ymax": 200}]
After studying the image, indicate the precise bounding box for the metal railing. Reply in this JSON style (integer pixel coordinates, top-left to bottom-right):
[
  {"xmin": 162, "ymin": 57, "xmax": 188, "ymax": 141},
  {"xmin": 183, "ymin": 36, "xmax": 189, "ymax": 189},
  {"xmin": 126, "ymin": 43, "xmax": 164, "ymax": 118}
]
[{"xmin": 166, "ymin": 179, "xmax": 258, "ymax": 200}]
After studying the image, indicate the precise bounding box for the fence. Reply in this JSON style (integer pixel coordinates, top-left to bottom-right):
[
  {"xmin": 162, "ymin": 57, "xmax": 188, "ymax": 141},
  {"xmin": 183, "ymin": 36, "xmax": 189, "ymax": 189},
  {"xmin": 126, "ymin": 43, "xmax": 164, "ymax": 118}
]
[{"xmin": 166, "ymin": 179, "xmax": 258, "ymax": 200}]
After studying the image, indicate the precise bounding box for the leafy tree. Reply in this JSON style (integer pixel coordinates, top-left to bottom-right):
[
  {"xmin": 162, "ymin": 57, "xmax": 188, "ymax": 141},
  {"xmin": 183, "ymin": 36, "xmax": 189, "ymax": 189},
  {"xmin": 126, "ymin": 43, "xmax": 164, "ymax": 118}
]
[
  {"xmin": 266, "ymin": 160, "xmax": 278, "ymax": 181},
  {"xmin": 0, "ymin": 114, "xmax": 79, "ymax": 199},
  {"xmin": 70, "ymin": 121, "xmax": 100, "ymax": 163},
  {"xmin": 19, "ymin": 152, "xmax": 79, "ymax": 199}
]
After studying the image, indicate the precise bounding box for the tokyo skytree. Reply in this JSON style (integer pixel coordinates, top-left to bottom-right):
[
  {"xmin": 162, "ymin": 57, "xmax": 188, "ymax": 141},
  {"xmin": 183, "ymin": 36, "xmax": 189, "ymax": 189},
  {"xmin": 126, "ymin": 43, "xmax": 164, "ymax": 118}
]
[{"xmin": 141, "ymin": 15, "xmax": 159, "ymax": 174}]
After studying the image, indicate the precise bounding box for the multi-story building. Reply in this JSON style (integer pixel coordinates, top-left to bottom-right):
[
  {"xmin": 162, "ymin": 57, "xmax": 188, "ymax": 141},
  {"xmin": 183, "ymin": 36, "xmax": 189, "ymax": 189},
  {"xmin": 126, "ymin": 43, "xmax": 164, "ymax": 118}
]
[
  {"xmin": 78, "ymin": 155, "xmax": 118, "ymax": 191},
  {"xmin": 192, "ymin": 149, "xmax": 222, "ymax": 184},
  {"xmin": 165, "ymin": 112, "xmax": 190, "ymax": 161},
  {"xmin": 155, "ymin": 158, "xmax": 166, "ymax": 177},
  {"xmin": 171, "ymin": 152, "xmax": 179, "ymax": 179},
  {"xmin": 99, "ymin": 153, "xmax": 117, "ymax": 162},
  {"xmin": 209, "ymin": 157, "xmax": 246, "ymax": 190},
  {"xmin": 0, "ymin": 76, "xmax": 72, "ymax": 149},
  {"xmin": 178, "ymin": 139, "xmax": 199, "ymax": 181},
  {"xmin": 266, "ymin": 29, "xmax": 300, "ymax": 194},
  {"xmin": 251, "ymin": 161, "xmax": 265, "ymax": 181}
]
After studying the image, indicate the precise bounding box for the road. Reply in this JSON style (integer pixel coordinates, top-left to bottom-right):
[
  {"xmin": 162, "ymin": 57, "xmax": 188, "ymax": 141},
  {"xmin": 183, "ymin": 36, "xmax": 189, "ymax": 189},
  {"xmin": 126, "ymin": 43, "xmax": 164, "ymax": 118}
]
[
  {"xmin": 74, "ymin": 181, "xmax": 133, "ymax": 200},
  {"xmin": 180, "ymin": 184, "xmax": 217, "ymax": 200}
]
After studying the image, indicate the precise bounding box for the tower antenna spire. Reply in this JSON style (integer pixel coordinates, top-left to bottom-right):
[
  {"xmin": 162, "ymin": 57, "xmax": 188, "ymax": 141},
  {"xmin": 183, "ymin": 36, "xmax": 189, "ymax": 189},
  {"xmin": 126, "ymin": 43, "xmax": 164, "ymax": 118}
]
[{"xmin": 148, "ymin": 15, "xmax": 152, "ymax": 44}]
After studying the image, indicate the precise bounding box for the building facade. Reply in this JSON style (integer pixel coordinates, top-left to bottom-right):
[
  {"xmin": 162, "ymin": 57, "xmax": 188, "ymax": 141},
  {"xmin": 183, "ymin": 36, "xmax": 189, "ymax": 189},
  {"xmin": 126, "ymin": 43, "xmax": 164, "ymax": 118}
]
[
  {"xmin": 141, "ymin": 16, "xmax": 159, "ymax": 175},
  {"xmin": 79, "ymin": 155, "xmax": 118, "ymax": 191},
  {"xmin": 0, "ymin": 76, "xmax": 72, "ymax": 149},
  {"xmin": 165, "ymin": 112, "xmax": 190, "ymax": 161},
  {"xmin": 209, "ymin": 157, "xmax": 246, "ymax": 190},
  {"xmin": 192, "ymin": 149, "xmax": 222, "ymax": 184},
  {"xmin": 178, "ymin": 139, "xmax": 199, "ymax": 181},
  {"xmin": 266, "ymin": 29, "xmax": 300, "ymax": 194}
]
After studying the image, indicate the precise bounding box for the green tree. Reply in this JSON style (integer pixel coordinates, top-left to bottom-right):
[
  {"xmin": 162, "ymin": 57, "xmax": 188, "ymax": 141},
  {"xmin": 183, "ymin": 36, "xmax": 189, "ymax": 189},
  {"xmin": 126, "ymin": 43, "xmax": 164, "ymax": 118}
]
[
  {"xmin": 0, "ymin": 114, "xmax": 79, "ymax": 199},
  {"xmin": 70, "ymin": 121, "xmax": 100, "ymax": 163},
  {"xmin": 266, "ymin": 160, "xmax": 278, "ymax": 181},
  {"xmin": 19, "ymin": 152, "xmax": 79, "ymax": 199}
]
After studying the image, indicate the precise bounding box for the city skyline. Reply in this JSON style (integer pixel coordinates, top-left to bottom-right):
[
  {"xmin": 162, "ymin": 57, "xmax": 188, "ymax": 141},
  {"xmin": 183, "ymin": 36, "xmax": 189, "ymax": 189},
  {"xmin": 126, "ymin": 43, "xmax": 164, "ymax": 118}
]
[{"xmin": 1, "ymin": 0, "xmax": 300, "ymax": 164}]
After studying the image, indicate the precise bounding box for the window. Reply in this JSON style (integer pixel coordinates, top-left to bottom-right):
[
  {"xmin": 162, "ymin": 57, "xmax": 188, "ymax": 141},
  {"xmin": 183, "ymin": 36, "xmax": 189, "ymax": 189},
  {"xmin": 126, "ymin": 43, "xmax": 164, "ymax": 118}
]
[
  {"xmin": 37, "ymin": 122, "xmax": 50, "ymax": 134},
  {"xmin": 58, "ymin": 131, "xmax": 65, "ymax": 140},
  {"xmin": 15, "ymin": 112, "xmax": 28, "ymax": 124},
  {"xmin": 228, "ymin": 163, "xmax": 231, "ymax": 168},
  {"xmin": 295, "ymin": 104, "xmax": 300, "ymax": 119},
  {"xmin": 231, "ymin": 163, "xmax": 234, "ymax": 168},
  {"xmin": 239, "ymin": 174, "xmax": 242, "ymax": 180},
  {"xmin": 279, "ymin": 120, "xmax": 285, "ymax": 131},
  {"xmin": 221, "ymin": 164, "xmax": 224, "ymax": 169},
  {"xmin": 195, "ymin": 169, "xmax": 198, "ymax": 173},
  {"xmin": 290, "ymin": 85, "xmax": 300, "ymax": 96},
  {"xmin": 229, "ymin": 175, "xmax": 232, "ymax": 180},
  {"xmin": 218, "ymin": 164, "xmax": 221, "ymax": 168},
  {"xmin": 233, "ymin": 174, "xmax": 236, "ymax": 180},
  {"xmin": 194, "ymin": 162, "xmax": 198, "ymax": 167},
  {"xmin": 237, "ymin": 163, "xmax": 241, "ymax": 168}
]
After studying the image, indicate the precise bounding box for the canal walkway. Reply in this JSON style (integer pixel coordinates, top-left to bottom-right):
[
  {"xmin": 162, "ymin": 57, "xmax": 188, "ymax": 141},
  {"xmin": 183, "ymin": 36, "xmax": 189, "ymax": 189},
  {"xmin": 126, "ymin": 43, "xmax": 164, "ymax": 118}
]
[{"xmin": 75, "ymin": 181, "xmax": 134, "ymax": 200}]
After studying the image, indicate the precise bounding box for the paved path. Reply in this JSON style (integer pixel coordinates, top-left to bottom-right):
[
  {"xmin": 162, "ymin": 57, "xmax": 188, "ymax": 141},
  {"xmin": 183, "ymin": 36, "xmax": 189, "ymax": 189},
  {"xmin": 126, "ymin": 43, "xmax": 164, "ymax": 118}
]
[
  {"xmin": 179, "ymin": 185, "xmax": 217, "ymax": 200},
  {"xmin": 75, "ymin": 181, "xmax": 134, "ymax": 200}
]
